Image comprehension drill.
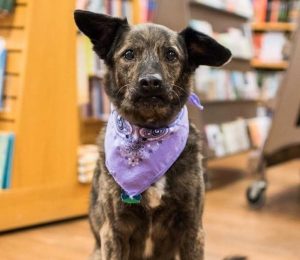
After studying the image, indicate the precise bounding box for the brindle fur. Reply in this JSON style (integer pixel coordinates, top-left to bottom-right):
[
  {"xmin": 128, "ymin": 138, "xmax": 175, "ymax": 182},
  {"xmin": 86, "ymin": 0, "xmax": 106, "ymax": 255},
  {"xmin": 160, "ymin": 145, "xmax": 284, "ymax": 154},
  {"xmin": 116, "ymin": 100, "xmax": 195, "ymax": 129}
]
[{"xmin": 74, "ymin": 10, "xmax": 231, "ymax": 260}]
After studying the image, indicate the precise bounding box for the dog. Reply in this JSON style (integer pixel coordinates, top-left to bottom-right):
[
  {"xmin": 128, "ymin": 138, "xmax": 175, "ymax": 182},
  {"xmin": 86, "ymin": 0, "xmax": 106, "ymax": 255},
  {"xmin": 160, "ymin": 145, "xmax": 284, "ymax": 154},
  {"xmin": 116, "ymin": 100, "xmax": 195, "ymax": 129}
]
[{"xmin": 74, "ymin": 10, "xmax": 231, "ymax": 260}]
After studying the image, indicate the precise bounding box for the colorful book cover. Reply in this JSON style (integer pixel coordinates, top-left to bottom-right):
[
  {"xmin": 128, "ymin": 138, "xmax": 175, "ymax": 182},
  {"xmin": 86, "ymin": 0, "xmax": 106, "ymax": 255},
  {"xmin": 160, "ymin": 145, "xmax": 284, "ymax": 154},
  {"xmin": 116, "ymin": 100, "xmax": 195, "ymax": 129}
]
[
  {"xmin": 221, "ymin": 122, "xmax": 240, "ymax": 154},
  {"xmin": 89, "ymin": 77, "xmax": 103, "ymax": 118},
  {"xmin": 0, "ymin": 38, "xmax": 7, "ymax": 109},
  {"xmin": 205, "ymin": 124, "xmax": 226, "ymax": 157},
  {"xmin": 253, "ymin": 0, "xmax": 268, "ymax": 22},
  {"xmin": 125, "ymin": 0, "xmax": 133, "ymax": 24},
  {"xmin": 0, "ymin": 132, "xmax": 15, "ymax": 189},
  {"xmin": 147, "ymin": 0, "xmax": 156, "ymax": 21},
  {"xmin": 270, "ymin": 0, "xmax": 281, "ymax": 22},
  {"xmin": 0, "ymin": 0, "xmax": 15, "ymax": 13},
  {"xmin": 100, "ymin": 83, "xmax": 110, "ymax": 116},
  {"xmin": 132, "ymin": 0, "xmax": 141, "ymax": 24},
  {"xmin": 3, "ymin": 133, "xmax": 15, "ymax": 188}
]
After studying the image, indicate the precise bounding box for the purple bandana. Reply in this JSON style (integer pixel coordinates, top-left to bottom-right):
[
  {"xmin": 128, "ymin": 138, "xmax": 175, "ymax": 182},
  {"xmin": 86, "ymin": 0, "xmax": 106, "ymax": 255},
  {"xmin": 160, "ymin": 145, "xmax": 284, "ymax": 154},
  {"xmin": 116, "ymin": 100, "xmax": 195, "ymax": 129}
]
[{"xmin": 105, "ymin": 106, "xmax": 189, "ymax": 197}]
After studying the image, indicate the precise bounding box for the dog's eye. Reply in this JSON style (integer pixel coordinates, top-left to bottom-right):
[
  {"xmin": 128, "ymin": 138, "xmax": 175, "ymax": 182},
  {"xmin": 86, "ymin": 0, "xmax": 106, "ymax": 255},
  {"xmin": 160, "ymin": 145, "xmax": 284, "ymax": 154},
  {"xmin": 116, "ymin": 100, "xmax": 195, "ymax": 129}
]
[
  {"xmin": 124, "ymin": 49, "xmax": 135, "ymax": 60},
  {"xmin": 166, "ymin": 49, "xmax": 177, "ymax": 62}
]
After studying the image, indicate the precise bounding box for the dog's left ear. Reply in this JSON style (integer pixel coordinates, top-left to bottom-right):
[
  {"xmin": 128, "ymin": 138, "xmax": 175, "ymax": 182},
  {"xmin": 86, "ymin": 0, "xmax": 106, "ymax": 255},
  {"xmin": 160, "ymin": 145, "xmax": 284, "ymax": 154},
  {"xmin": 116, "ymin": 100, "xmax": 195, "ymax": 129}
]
[
  {"xmin": 180, "ymin": 27, "xmax": 232, "ymax": 70},
  {"xmin": 74, "ymin": 10, "xmax": 129, "ymax": 61}
]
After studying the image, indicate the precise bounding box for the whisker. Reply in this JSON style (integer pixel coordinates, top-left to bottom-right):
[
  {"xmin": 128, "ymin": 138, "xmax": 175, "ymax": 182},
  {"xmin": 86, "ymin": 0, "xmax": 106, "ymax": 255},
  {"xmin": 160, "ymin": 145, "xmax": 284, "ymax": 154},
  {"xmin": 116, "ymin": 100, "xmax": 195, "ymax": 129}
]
[
  {"xmin": 115, "ymin": 83, "xmax": 131, "ymax": 97},
  {"xmin": 172, "ymin": 84, "xmax": 189, "ymax": 96},
  {"xmin": 170, "ymin": 89, "xmax": 182, "ymax": 109}
]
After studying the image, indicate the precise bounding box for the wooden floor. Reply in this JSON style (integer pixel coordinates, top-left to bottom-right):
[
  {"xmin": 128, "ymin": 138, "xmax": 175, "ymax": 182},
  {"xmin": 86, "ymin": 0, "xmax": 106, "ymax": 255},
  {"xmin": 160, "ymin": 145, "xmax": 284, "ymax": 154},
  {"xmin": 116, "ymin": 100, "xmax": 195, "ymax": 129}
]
[{"xmin": 0, "ymin": 156, "xmax": 299, "ymax": 260}]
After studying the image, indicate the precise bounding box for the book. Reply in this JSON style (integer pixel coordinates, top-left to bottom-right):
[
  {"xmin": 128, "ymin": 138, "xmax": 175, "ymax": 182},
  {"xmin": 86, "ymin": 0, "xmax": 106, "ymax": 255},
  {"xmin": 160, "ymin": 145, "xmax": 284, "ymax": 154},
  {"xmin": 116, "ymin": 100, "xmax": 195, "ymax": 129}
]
[
  {"xmin": 234, "ymin": 119, "xmax": 251, "ymax": 151},
  {"xmin": 0, "ymin": 132, "xmax": 15, "ymax": 189},
  {"xmin": 289, "ymin": 0, "xmax": 300, "ymax": 22},
  {"xmin": 259, "ymin": 32, "xmax": 287, "ymax": 62},
  {"xmin": 253, "ymin": 0, "xmax": 268, "ymax": 22},
  {"xmin": 270, "ymin": 0, "xmax": 281, "ymax": 22},
  {"xmin": 205, "ymin": 124, "xmax": 226, "ymax": 157},
  {"xmin": 0, "ymin": 0, "xmax": 15, "ymax": 14},
  {"xmin": 89, "ymin": 77, "xmax": 103, "ymax": 118},
  {"xmin": 0, "ymin": 38, "xmax": 7, "ymax": 109},
  {"xmin": 221, "ymin": 121, "xmax": 241, "ymax": 154}
]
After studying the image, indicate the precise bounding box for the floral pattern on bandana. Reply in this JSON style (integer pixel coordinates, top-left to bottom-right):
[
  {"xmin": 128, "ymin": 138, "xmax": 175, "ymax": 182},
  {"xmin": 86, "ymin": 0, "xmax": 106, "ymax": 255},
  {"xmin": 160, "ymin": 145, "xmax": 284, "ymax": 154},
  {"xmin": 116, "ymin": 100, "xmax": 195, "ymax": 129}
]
[{"xmin": 113, "ymin": 111, "xmax": 170, "ymax": 166}]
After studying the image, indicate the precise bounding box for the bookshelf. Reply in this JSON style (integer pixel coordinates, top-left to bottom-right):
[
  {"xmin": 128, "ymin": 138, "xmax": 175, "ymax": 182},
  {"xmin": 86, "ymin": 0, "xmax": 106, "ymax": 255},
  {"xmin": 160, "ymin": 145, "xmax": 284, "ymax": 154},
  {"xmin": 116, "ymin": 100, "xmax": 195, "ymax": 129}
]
[
  {"xmin": 251, "ymin": 0, "xmax": 298, "ymax": 71},
  {"xmin": 0, "ymin": 0, "xmax": 90, "ymax": 231},
  {"xmin": 251, "ymin": 59, "xmax": 289, "ymax": 70}
]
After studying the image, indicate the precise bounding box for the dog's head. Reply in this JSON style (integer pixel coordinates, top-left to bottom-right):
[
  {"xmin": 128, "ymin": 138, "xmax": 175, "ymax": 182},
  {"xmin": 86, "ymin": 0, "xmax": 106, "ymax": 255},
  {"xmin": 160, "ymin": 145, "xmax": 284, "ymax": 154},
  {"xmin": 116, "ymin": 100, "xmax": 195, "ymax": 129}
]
[{"xmin": 74, "ymin": 10, "xmax": 231, "ymax": 127}]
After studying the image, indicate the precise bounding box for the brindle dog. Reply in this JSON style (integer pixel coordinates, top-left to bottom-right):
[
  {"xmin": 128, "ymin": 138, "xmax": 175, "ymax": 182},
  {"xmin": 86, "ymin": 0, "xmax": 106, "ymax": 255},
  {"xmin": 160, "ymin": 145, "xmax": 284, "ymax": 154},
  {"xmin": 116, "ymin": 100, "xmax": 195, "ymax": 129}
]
[{"xmin": 74, "ymin": 10, "xmax": 231, "ymax": 260}]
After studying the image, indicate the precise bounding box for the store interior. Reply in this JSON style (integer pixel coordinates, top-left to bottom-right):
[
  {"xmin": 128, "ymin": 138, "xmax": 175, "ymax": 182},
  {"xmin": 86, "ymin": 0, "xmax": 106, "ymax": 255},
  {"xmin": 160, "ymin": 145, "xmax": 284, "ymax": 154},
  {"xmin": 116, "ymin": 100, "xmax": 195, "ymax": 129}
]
[{"xmin": 0, "ymin": 0, "xmax": 299, "ymax": 259}]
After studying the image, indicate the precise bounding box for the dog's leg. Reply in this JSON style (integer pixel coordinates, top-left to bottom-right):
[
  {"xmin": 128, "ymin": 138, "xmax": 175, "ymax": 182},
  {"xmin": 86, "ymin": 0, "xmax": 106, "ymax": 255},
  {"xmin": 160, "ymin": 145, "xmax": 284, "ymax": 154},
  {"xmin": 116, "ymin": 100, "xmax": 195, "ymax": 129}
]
[
  {"xmin": 99, "ymin": 221, "xmax": 130, "ymax": 260},
  {"xmin": 128, "ymin": 226, "xmax": 148, "ymax": 260},
  {"xmin": 179, "ymin": 227, "xmax": 205, "ymax": 260}
]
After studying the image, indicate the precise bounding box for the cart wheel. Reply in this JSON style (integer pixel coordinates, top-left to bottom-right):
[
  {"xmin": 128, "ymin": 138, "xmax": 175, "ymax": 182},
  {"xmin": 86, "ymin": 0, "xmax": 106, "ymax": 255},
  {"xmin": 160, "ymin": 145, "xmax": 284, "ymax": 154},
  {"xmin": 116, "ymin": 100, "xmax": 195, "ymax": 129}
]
[{"xmin": 246, "ymin": 180, "xmax": 267, "ymax": 207}]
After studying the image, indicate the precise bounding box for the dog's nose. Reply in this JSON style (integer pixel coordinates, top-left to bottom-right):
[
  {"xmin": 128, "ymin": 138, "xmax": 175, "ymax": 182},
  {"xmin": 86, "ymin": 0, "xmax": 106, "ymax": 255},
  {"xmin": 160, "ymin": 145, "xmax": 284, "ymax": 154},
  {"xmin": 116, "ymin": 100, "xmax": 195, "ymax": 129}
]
[{"xmin": 138, "ymin": 74, "xmax": 163, "ymax": 94}]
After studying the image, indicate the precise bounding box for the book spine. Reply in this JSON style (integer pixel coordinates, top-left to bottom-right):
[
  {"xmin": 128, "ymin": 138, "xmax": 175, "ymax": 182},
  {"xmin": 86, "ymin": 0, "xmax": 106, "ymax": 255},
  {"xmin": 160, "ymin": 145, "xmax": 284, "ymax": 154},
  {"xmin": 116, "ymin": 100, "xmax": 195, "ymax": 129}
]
[
  {"xmin": 0, "ymin": 40, "xmax": 7, "ymax": 109},
  {"xmin": 3, "ymin": 133, "xmax": 15, "ymax": 189}
]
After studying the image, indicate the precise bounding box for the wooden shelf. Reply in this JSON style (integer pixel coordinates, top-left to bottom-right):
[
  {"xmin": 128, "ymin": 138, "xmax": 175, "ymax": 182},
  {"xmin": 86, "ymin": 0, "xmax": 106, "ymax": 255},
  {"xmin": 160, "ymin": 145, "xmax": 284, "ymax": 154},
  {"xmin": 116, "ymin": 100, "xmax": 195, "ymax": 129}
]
[
  {"xmin": 202, "ymin": 99, "xmax": 258, "ymax": 105},
  {"xmin": 82, "ymin": 116, "xmax": 108, "ymax": 123},
  {"xmin": 251, "ymin": 59, "xmax": 289, "ymax": 70},
  {"xmin": 207, "ymin": 150, "xmax": 251, "ymax": 161},
  {"xmin": 252, "ymin": 22, "xmax": 297, "ymax": 32},
  {"xmin": 223, "ymin": 57, "xmax": 252, "ymax": 72}
]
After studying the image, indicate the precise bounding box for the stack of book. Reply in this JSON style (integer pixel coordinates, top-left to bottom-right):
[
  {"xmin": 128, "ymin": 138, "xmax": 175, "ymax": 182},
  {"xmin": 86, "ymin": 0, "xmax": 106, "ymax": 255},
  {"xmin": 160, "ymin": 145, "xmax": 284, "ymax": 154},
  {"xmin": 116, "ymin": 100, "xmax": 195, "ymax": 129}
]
[
  {"xmin": 0, "ymin": 131, "xmax": 15, "ymax": 189},
  {"xmin": 194, "ymin": 67, "xmax": 282, "ymax": 101},
  {"xmin": 77, "ymin": 145, "xmax": 98, "ymax": 184},
  {"xmin": 205, "ymin": 116, "xmax": 271, "ymax": 157},
  {"xmin": 0, "ymin": 37, "xmax": 7, "ymax": 109},
  {"xmin": 205, "ymin": 119, "xmax": 251, "ymax": 157},
  {"xmin": 253, "ymin": 0, "xmax": 300, "ymax": 23},
  {"xmin": 253, "ymin": 32, "xmax": 289, "ymax": 62}
]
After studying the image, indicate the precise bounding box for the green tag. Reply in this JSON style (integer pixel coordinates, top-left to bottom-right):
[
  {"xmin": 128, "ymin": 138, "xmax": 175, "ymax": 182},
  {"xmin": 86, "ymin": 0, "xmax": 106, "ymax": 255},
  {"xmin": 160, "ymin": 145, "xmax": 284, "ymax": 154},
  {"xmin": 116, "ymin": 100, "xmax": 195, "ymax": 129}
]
[{"xmin": 121, "ymin": 191, "xmax": 141, "ymax": 204}]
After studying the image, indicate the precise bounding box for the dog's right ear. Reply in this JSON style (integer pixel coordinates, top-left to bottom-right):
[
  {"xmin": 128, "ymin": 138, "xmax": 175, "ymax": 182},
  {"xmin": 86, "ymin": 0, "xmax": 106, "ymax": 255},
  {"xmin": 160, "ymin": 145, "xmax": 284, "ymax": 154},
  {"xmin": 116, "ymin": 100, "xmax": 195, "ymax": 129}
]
[{"xmin": 74, "ymin": 10, "xmax": 129, "ymax": 61}]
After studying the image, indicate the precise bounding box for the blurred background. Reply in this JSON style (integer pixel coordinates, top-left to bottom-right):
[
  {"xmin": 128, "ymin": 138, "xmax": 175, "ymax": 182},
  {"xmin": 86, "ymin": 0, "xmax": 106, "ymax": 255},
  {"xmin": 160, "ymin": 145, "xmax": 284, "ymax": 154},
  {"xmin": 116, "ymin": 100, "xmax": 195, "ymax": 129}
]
[{"xmin": 0, "ymin": 0, "xmax": 299, "ymax": 259}]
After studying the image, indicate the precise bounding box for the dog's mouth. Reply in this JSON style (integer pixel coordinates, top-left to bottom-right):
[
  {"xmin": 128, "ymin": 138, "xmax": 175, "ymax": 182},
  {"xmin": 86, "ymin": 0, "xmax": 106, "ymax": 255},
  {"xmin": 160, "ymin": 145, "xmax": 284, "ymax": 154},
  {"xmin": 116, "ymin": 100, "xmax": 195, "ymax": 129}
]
[{"xmin": 133, "ymin": 93, "xmax": 167, "ymax": 105}]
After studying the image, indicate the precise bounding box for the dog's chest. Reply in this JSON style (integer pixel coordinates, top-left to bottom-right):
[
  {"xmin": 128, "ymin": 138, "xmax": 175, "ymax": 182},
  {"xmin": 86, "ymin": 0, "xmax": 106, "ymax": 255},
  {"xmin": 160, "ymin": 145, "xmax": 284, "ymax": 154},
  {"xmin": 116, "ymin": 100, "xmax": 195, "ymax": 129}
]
[{"xmin": 145, "ymin": 176, "xmax": 167, "ymax": 209}]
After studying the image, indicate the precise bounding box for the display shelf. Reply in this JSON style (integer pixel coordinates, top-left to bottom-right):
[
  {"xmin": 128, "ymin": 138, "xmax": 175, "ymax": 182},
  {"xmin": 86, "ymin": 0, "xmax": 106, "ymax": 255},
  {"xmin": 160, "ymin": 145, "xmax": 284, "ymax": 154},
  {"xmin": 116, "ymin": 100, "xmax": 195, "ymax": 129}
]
[
  {"xmin": 207, "ymin": 150, "xmax": 251, "ymax": 161},
  {"xmin": 252, "ymin": 22, "xmax": 297, "ymax": 32},
  {"xmin": 202, "ymin": 99, "xmax": 259, "ymax": 105},
  {"xmin": 251, "ymin": 59, "xmax": 289, "ymax": 70},
  {"xmin": 223, "ymin": 57, "xmax": 252, "ymax": 72}
]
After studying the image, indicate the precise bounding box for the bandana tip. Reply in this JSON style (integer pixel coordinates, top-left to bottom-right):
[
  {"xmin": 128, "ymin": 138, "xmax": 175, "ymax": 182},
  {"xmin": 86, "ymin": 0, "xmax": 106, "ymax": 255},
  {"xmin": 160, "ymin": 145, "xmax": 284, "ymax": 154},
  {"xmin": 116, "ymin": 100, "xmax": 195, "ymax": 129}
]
[{"xmin": 188, "ymin": 92, "xmax": 204, "ymax": 110}]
